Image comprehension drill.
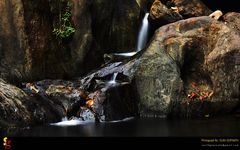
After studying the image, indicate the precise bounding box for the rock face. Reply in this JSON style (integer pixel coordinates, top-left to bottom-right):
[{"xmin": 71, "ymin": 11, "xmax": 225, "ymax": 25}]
[
  {"xmin": 135, "ymin": 15, "xmax": 240, "ymax": 117},
  {"xmin": 0, "ymin": 0, "xmax": 30, "ymax": 83},
  {"xmin": 0, "ymin": 0, "xmax": 143, "ymax": 82},
  {"xmin": 0, "ymin": 0, "xmax": 77, "ymax": 83},
  {"xmin": 85, "ymin": 0, "xmax": 141, "ymax": 72},
  {"xmin": 91, "ymin": 0, "xmax": 140, "ymax": 52},
  {"xmin": 69, "ymin": 0, "xmax": 92, "ymax": 76}
]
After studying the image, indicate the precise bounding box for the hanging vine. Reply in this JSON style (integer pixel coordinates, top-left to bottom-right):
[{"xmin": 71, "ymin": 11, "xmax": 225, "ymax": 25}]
[{"xmin": 52, "ymin": 1, "xmax": 75, "ymax": 39}]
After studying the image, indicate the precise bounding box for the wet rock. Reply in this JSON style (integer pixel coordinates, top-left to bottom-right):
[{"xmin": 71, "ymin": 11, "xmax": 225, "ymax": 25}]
[
  {"xmin": 167, "ymin": 0, "xmax": 212, "ymax": 18},
  {"xmin": 19, "ymin": 66, "xmax": 139, "ymax": 122},
  {"xmin": 103, "ymin": 83, "xmax": 138, "ymax": 121},
  {"xmin": 88, "ymin": 90, "xmax": 105, "ymax": 120},
  {"xmin": 148, "ymin": 0, "xmax": 212, "ymax": 32},
  {"xmin": 135, "ymin": 16, "xmax": 240, "ymax": 117},
  {"xmin": 73, "ymin": 56, "xmax": 141, "ymax": 121},
  {"xmin": 32, "ymin": 80, "xmax": 86, "ymax": 119},
  {"xmin": 103, "ymin": 52, "xmax": 137, "ymax": 64},
  {"xmin": 0, "ymin": 79, "xmax": 32, "ymax": 127},
  {"xmin": 0, "ymin": 79, "xmax": 66, "ymax": 127},
  {"xmin": 149, "ymin": 0, "xmax": 183, "ymax": 26},
  {"xmin": 78, "ymin": 56, "xmax": 140, "ymax": 90},
  {"xmin": 78, "ymin": 108, "xmax": 95, "ymax": 121}
]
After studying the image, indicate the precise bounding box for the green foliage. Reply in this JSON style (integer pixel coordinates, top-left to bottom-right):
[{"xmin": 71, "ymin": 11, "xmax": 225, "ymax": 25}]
[{"xmin": 53, "ymin": 1, "xmax": 75, "ymax": 39}]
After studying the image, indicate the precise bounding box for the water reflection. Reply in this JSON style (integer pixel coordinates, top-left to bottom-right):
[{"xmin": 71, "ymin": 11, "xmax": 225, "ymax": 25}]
[{"xmin": 3, "ymin": 116, "xmax": 240, "ymax": 137}]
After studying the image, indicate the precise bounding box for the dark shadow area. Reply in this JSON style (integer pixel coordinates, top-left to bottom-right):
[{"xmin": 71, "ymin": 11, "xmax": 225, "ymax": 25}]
[{"xmin": 201, "ymin": 0, "xmax": 240, "ymax": 13}]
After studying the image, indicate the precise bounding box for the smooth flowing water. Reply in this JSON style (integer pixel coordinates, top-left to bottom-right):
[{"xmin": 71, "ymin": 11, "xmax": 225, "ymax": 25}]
[
  {"xmin": 111, "ymin": 12, "xmax": 149, "ymax": 56},
  {"xmin": 50, "ymin": 117, "xmax": 94, "ymax": 126},
  {"xmin": 108, "ymin": 72, "xmax": 118, "ymax": 84},
  {"xmin": 112, "ymin": 52, "xmax": 137, "ymax": 57},
  {"xmin": 137, "ymin": 13, "xmax": 149, "ymax": 51}
]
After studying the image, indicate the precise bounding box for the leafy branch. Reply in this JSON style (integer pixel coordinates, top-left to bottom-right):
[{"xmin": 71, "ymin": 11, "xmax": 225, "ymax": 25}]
[{"xmin": 53, "ymin": 1, "xmax": 75, "ymax": 39}]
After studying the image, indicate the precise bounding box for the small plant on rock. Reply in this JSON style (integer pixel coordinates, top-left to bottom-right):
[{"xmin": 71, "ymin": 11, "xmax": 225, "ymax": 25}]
[
  {"xmin": 187, "ymin": 81, "xmax": 213, "ymax": 101},
  {"xmin": 53, "ymin": 1, "xmax": 75, "ymax": 39}
]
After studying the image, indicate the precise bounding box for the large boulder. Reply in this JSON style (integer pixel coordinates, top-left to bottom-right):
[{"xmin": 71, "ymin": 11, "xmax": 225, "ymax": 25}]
[
  {"xmin": 149, "ymin": 0, "xmax": 212, "ymax": 31},
  {"xmin": 0, "ymin": 79, "xmax": 32, "ymax": 127},
  {"xmin": 0, "ymin": 79, "xmax": 66, "ymax": 127},
  {"xmin": 149, "ymin": 0, "xmax": 183, "ymax": 26},
  {"xmin": 135, "ymin": 15, "xmax": 240, "ymax": 117},
  {"xmin": 167, "ymin": 0, "xmax": 212, "ymax": 17}
]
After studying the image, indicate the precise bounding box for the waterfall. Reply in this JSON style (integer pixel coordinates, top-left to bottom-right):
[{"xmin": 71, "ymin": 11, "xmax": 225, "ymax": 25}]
[
  {"xmin": 109, "ymin": 72, "xmax": 118, "ymax": 84},
  {"xmin": 113, "ymin": 52, "xmax": 137, "ymax": 57},
  {"xmin": 137, "ymin": 13, "xmax": 149, "ymax": 51},
  {"xmin": 111, "ymin": 13, "xmax": 149, "ymax": 56}
]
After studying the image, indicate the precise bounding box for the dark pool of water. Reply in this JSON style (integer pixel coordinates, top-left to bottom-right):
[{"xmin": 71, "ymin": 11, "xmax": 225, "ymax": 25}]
[{"xmin": 3, "ymin": 116, "xmax": 240, "ymax": 137}]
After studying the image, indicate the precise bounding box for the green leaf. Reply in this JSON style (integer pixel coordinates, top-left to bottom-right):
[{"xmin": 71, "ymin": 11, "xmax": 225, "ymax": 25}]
[{"xmin": 52, "ymin": 1, "xmax": 76, "ymax": 39}]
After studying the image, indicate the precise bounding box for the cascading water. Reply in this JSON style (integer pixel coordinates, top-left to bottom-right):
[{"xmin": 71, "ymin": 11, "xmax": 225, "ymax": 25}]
[
  {"xmin": 50, "ymin": 13, "xmax": 150, "ymax": 126},
  {"xmin": 113, "ymin": 52, "xmax": 137, "ymax": 57},
  {"xmin": 108, "ymin": 72, "xmax": 118, "ymax": 84},
  {"xmin": 136, "ymin": 12, "xmax": 149, "ymax": 51},
  {"xmin": 111, "ymin": 12, "xmax": 149, "ymax": 56},
  {"xmin": 50, "ymin": 116, "xmax": 94, "ymax": 126}
]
